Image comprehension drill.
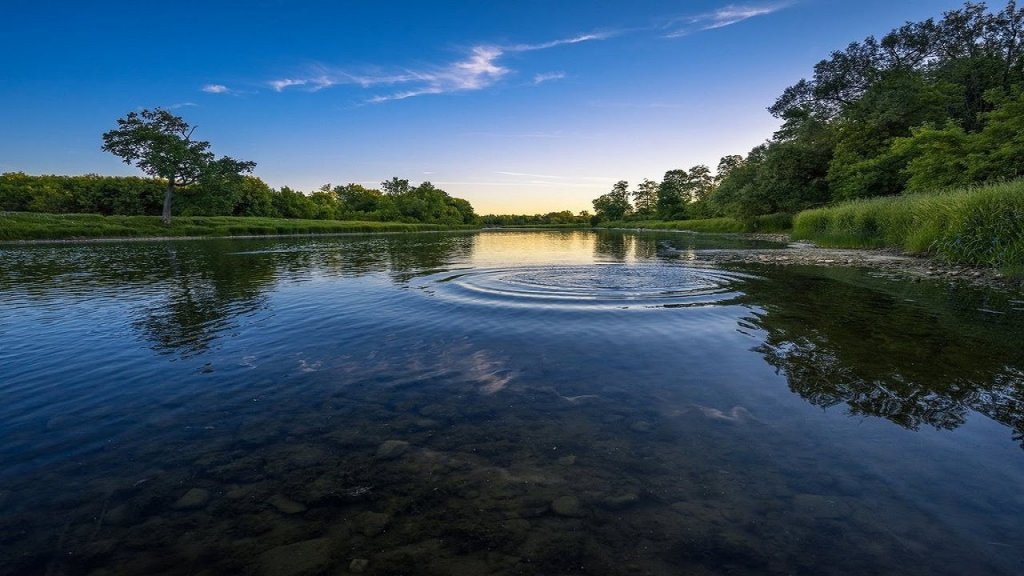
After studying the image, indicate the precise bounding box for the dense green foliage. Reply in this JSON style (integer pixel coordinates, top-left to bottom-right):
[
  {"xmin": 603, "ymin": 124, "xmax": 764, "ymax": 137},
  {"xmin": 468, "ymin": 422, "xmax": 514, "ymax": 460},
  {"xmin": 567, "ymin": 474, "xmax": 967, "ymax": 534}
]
[
  {"xmin": 792, "ymin": 180, "xmax": 1024, "ymax": 272},
  {"xmin": 588, "ymin": 1, "xmax": 1024, "ymax": 248},
  {"xmin": 0, "ymin": 173, "xmax": 477, "ymax": 227},
  {"xmin": 0, "ymin": 212, "xmax": 470, "ymax": 241},
  {"xmin": 479, "ymin": 211, "xmax": 590, "ymax": 227},
  {"xmin": 599, "ymin": 213, "xmax": 793, "ymax": 234}
]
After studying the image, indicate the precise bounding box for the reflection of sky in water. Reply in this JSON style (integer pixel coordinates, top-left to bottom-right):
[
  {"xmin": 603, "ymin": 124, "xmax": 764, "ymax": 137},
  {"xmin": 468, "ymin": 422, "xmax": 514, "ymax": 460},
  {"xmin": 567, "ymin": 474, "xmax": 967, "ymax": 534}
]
[{"xmin": 0, "ymin": 230, "xmax": 1022, "ymax": 575}]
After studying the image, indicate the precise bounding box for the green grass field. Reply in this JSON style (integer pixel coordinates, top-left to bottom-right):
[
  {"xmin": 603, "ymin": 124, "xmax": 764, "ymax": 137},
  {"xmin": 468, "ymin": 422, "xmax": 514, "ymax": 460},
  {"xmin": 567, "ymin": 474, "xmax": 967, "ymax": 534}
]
[
  {"xmin": 792, "ymin": 180, "xmax": 1024, "ymax": 274},
  {"xmin": 0, "ymin": 212, "xmax": 476, "ymax": 241}
]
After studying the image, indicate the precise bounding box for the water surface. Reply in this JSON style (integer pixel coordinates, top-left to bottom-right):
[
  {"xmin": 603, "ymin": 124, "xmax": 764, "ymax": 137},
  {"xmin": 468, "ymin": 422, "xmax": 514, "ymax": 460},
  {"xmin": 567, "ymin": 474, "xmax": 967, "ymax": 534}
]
[{"xmin": 1, "ymin": 230, "xmax": 1022, "ymax": 575}]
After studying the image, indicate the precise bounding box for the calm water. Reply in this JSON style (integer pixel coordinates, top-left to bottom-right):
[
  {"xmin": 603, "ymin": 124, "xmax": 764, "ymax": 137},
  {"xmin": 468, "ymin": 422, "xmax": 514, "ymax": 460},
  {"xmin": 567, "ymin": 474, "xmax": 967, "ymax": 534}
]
[{"xmin": 1, "ymin": 230, "xmax": 1023, "ymax": 576}]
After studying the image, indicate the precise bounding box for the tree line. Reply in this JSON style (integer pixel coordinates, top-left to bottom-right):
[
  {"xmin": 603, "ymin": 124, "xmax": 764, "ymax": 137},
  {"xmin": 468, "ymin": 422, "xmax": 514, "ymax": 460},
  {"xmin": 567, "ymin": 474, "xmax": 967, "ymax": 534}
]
[
  {"xmin": 2, "ymin": 107, "xmax": 475, "ymax": 227},
  {"xmin": 0, "ymin": 173, "xmax": 477, "ymax": 226},
  {"xmin": 479, "ymin": 211, "xmax": 591, "ymax": 226},
  {"xmin": 592, "ymin": 1, "xmax": 1024, "ymax": 223}
]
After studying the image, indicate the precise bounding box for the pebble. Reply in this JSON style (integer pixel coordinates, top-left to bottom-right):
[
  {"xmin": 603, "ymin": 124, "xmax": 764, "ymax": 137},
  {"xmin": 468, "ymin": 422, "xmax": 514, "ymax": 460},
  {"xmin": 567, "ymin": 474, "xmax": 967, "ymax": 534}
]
[
  {"xmin": 268, "ymin": 494, "xmax": 307, "ymax": 515},
  {"xmin": 375, "ymin": 440, "xmax": 409, "ymax": 460},
  {"xmin": 600, "ymin": 492, "xmax": 640, "ymax": 510},
  {"xmin": 258, "ymin": 537, "xmax": 332, "ymax": 576},
  {"xmin": 349, "ymin": 558, "xmax": 369, "ymax": 573},
  {"xmin": 551, "ymin": 495, "xmax": 583, "ymax": 517},
  {"xmin": 358, "ymin": 511, "xmax": 391, "ymax": 536},
  {"xmin": 172, "ymin": 488, "xmax": 209, "ymax": 510}
]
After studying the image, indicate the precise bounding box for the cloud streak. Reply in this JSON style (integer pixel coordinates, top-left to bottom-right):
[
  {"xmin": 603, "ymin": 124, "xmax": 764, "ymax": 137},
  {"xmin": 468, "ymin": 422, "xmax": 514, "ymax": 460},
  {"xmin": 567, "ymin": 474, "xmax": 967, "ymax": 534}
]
[
  {"xmin": 664, "ymin": 2, "xmax": 791, "ymax": 37},
  {"xmin": 267, "ymin": 32, "xmax": 608, "ymax": 103},
  {"xmin": 533, "ymin": 72, "xmax": 566, "ymax": 85},
  {"xmin": 201, "ymin": 84, "xmax": 230, "ymax": 94},
  {"xmin": 253, "ymin": 6, "xmax": 783, "ymax": 104}
]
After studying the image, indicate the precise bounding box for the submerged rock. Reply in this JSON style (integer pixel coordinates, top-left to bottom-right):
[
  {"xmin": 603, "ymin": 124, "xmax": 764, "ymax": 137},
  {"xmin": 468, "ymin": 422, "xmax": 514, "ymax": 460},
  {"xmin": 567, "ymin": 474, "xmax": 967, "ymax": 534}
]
[
  {"xmin": 348, "ymin": 558, "xmax": 369, "ymax": 573},
  {"xmin": 269, "ymin": 494, "xmax": 307, "ymax": 515},
  {"xmin": 258, "ymin": 537, "xmax": 333, "ymax": 576},
  {"xmin": 375, "ymin": 440, "xmax": 409, "ymax": 460},
  {"xmin": 551, "ymin": 495, "xmax": 583, "ymax": 517},
  {"xmin": 358, "ymin": 511, "xmax": 391, "ymax": 536},
  {"xmin": 600, "ymin": 492, "xmax": 640, "ymax": 510},
  {"xmin": 172, "ymin": 488, "xmax": 209, "ymax": 510}
]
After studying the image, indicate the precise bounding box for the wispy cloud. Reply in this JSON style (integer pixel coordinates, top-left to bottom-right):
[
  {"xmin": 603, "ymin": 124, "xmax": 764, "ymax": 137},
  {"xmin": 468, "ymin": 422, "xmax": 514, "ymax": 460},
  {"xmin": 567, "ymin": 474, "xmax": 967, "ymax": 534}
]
[
  {"xmin": 664, "ymin": 2, "xmax": 791, "ymax": 37},
  {"xmin": 169, "ymin": 102, "xmax": 198, "ymax": 109},
  {"xmin": 508, "ymin": 32, "xmax": 617, "ymax": 52},
  {"xmin": 267, "ymin": 32, "xmax": 609, "ymax": 103},
  {"xmin": 201, "ymin": 84, "xmax": 231, "ymax": 94},
  {"xmin": 533, "ymin": 72, "xmax": 566, "ymax": 85}
]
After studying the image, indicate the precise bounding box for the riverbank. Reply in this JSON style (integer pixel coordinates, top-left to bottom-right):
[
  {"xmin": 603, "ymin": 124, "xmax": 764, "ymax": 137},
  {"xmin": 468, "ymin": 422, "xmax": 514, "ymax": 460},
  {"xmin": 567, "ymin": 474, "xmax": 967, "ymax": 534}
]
[
  {"xmin": 661, "ymin": 237, "xmax": 1021, "ymax": 291},
  {"xmin": 792, "ymin": 180, "xmax": 1024, "ymax": 277},
  {"xmin": 0, "ymin": 212, "xmax": 477, "ymax": 241},
  {"xmin": 599, "ymin": 213, "xmax": 793, "ymax": 234}
]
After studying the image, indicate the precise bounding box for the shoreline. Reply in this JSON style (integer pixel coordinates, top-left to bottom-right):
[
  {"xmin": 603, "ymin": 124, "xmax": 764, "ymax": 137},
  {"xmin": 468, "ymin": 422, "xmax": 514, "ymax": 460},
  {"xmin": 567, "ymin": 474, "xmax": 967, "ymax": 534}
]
[
  {"xmin": 665, "ymin": 238, "xmax": 1020, "ymax": 291},
  {"xmin": 0, "ymin": 228, "xmax": 479, "ymax": 246},
  {"xmin": 4, "ymin": 225, "xmax": 1019, "ymax": 290}
]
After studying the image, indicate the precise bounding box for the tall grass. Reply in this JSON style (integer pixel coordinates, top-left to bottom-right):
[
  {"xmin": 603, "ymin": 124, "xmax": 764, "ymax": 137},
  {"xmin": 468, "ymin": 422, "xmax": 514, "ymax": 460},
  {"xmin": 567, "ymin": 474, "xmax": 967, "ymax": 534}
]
[
  {"xmin": 602, "ymin": 213, "xmax": 792, "ymax": 234},
  {"xmin": 792, "ymin": 180, "xmax": 1024, "ymax": 272},
  {"xmin": 0, "ymin": 212, "xmax": 476, "ymax": 241}
]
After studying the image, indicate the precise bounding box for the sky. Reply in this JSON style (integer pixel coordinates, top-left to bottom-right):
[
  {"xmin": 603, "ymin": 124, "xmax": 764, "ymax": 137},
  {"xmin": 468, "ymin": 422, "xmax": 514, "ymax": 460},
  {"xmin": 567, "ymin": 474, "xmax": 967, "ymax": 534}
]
[{"xmin": 1, "ymin": 0, "xmax": 978, "ymax": 214}]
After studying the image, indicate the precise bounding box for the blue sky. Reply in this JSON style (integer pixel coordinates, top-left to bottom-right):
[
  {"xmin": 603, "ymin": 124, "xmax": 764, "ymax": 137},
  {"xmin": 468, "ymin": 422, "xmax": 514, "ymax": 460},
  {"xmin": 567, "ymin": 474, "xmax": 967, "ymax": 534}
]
[{"xmin": 1, "ymin": 0, "xmax": 974, "ymax": 214}]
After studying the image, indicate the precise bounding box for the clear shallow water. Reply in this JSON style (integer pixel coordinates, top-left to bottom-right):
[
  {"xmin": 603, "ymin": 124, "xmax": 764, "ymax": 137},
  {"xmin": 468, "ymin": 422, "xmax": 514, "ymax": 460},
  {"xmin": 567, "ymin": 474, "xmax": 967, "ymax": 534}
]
[{"xmin": 0, "ymin": 230, "xmax": 1022, "ymax": 575}]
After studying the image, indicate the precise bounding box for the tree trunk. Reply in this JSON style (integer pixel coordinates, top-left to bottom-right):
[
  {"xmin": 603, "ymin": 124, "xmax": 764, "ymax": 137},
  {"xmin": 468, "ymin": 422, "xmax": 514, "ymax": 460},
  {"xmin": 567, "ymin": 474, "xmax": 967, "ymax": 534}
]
[{"xmin": 162, "ymin": 179, "xmax": 175, "ymax": 224}]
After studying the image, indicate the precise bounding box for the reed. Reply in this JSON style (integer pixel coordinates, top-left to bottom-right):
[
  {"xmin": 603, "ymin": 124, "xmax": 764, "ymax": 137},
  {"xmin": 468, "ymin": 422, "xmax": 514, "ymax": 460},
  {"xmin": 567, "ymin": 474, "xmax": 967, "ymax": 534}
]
[{"xmin": 792, "ymin": 180, "xmax": 1024, "ymax": 273}]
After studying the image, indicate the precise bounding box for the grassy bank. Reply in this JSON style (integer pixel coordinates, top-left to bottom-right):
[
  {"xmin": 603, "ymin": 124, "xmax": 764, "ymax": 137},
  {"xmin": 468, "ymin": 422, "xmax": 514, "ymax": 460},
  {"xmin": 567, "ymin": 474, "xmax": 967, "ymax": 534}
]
[
  {"xmin": 792, "ymin": 180, "xmax": 1024, "ymax": 273},
  {"xmin": 483, "ymin": 223, "xmax": 589, "ymax": 229},
  {"xmin": 0, "ymin": 212, "xmax": 476, "ymax": 241},
  {"xmin": 601, "ymin": 213, "xmax": 793, "ymax": 234}
]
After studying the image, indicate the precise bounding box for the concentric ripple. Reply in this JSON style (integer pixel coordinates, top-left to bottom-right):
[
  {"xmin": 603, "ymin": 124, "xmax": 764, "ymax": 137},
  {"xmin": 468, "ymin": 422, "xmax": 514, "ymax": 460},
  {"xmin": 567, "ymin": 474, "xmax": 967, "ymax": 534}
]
[{"xmin": 418, "ymin": 264, "xmax": 754, "ymax": 310}]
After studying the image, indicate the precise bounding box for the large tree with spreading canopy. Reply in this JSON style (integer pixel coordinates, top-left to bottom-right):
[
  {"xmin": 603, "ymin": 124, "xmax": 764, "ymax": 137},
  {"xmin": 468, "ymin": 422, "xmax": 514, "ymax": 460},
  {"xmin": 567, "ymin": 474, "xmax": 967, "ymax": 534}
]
[{"xmin": 102, "ymin": 108, "xmax": 255, "ymax": 223}]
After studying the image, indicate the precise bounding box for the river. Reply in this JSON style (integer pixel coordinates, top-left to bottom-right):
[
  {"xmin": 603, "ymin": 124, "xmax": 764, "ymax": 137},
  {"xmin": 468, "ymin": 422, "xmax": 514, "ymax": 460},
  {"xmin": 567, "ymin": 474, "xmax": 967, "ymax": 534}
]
[{"xmin": 1, "ymin": 230, "xmax": 1022, "ymax": 575}]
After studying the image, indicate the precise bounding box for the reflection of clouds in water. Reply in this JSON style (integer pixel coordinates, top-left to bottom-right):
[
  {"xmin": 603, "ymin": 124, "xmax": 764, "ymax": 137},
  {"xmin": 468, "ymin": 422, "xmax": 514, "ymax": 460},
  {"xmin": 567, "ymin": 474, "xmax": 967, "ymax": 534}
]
[
  {"xmin": 322, "ymin": 341, "xmax": 518, "ymax": 395},
  {"xmin": 695, "ymin": 404, "xmax": 755, "ymax": 423},
  {"xmin": 297, "ymin": 357, "xmax": 323, "ymax": 373},
  {"xmin": 240, "ymin": 355, "xmax": 258, "ymax": 369},
  {"xmin": 468, "ymin": 350, "xmax": 516, "ymax": 395}
]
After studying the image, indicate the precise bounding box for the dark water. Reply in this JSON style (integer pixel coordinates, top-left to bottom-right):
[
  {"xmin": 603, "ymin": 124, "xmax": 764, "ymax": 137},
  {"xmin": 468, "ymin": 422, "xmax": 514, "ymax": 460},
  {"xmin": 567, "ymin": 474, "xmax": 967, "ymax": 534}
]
[{"xmin": 1, "ymin": 230, "xmax": 1023, "ymax": 576}]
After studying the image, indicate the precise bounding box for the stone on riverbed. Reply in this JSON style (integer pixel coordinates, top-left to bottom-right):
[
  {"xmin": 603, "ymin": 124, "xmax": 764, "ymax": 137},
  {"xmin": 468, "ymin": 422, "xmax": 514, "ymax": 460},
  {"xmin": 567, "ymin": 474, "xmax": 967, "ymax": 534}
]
[
  {"xmin": 172, "ymin": 488, "xmax": 209, "ymax": 510},
  {"xmin": 375, "ymin": 440, "xmax": 409, "ymax": 460},
  {"xmin": 268, "ymin": 494, "xmax": 307, "ymax": 515},
  {"xmin": 551, "ymin": 495, "xmax": 583, "ymax": 517},
  {"xmin": 258, "ymin": 537, "xmax": 333, "ymax": 576}
]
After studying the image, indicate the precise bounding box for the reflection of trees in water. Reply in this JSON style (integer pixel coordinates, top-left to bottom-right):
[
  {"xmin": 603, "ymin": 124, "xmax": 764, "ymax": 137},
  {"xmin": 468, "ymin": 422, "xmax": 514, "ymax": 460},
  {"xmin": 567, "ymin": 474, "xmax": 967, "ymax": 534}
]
[
  {"xmin": 4, "ymin": 234, "xmax": 476, "ymax": 357},
  {"xmin": 139, "ymin": 235, "xmax": 474, "ymax": 355},
  {"xmin": 742, "ymin": 269, "xmax": 1024, "ymax": 448},
  {"xmin": 136, "ymin": 243, "xmax": 276, "ymax": 356},
  {"xmin": 593, "ymin": 231, "xmax": 658, "ymax": 261},
  {"xmin": 385, "ymin": 234, "xmax": 474, "ymax": 282}
]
